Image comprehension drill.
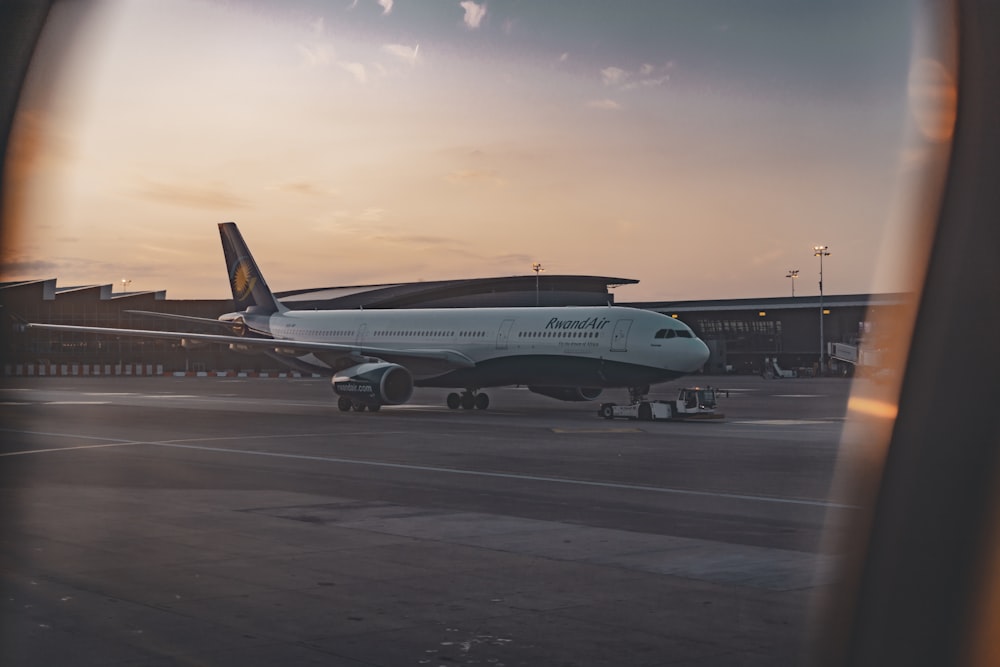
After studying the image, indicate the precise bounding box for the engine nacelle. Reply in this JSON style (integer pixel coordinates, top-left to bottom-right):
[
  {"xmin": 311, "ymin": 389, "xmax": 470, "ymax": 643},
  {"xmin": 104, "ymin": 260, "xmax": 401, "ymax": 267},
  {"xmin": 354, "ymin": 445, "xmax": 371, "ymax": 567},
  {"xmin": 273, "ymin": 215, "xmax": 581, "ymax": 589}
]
[
  {"xmin": 528, "ymin": 386, "xmax": 603, "ymax": 402},
  {"xmin": 332, "ymin": 362, "xmax": 413, "ymax": 405}
]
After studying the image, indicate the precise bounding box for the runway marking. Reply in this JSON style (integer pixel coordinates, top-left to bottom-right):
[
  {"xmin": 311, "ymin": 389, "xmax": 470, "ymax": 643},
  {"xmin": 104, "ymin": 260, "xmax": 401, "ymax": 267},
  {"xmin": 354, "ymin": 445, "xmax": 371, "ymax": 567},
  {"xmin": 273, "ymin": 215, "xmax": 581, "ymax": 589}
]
[
  {"xmin": 0, "ymin": 428, "xmax": 413, "ymax": 456},
  {"xmin": 45, "ymin": 401, "xmax": 111, "ymax": 405},
  {"xmin": 1, "ymin": 442, "xmax": 143, "ymax": 457},
  {"xmin": 0, "ymin": 427, "xmax": 858, "ymax": 509},
  {"xmin": 730, "ymin": 419, "xmax": 838, "ymax": 426},
  {"xmin": 773, "ymin": 394, "xmax": 823, "ymax": 398},
  {"xmin": 551, "ymin": 428, "xmax": 644, "ymax": 434},
  {"xmin": 145, "ymin": 441, "xmax": 858, "ymax": 509}
]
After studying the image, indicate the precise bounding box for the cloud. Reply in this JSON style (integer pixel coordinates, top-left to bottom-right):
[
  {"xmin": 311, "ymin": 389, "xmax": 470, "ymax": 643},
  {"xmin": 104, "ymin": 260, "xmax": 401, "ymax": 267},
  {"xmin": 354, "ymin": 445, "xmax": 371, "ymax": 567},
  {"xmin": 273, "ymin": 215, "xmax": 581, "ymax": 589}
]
[
  {"xmin": 378, "ymin": 0, "xmax": 393, "ymax": 15},
  {"xmin": 0, "ymin": 256, "xmax": 63, "ymax": 276},
  {"xmin": 601, "ymin": 63, "xmax": 672, "ymax": 90},
  {"xmin": 460, "ymin": 1, "xmax": 487, "ymax": 29},
  {"xmin": 0, "ymin": 252, "xmax": 128, "ymax": 282},
  {"xmin": 382, "ymin": 43, "xmax": 419, "ymax": 65},
  {"xmin": 586, "ymin": 99, "xmax": 622, "ymax": 111},
  {"xmin": 601, "ymin": 66, "xmax": 628, "ymax": 87},
  {"xmin": 370, "ymin": 233, "xmax": 460, "ymax": 247},
  {"xmin": 270, "ymin": 181, "xmax": 340, "ymax": 197},
  {"xmin": 339, "ymin": 61, "xmax": 367, "ymax": 83},
  {"xmin": 134, "ymin": 180, "xmax": 251, "ymax": 210},
  {"xmin": 490, "ymin": 252, "xmax": 533, "ymax": 265},
  {"xmin": 297, "ymin": 41, "xmax": 335, "ymax": 67},
  {"xmin": 445, "ymin": 168, "xmax": 504, "ymax": 186},
  {"xmin": 359, "ymin": 207, "xmax": 386, "ymax": 222},
  {"xmin": 750, "ymin": 247, "xmax": 784, "ymax": 266}
]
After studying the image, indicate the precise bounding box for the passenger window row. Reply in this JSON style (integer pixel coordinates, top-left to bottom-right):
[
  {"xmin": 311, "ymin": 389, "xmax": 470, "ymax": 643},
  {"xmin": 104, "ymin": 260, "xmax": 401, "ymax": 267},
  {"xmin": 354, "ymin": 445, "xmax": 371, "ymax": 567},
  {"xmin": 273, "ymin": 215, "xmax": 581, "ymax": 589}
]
[
  {"xmin": 295, "ymin": 329, "xmax": 353, "ymax": 337},
  {"xmin": 373, "ymin": 330, "xmax": 457, "ymax": 337},
  {"xmin": 517, "ymin": 331, "xmax": 600, "ymax": 339}
]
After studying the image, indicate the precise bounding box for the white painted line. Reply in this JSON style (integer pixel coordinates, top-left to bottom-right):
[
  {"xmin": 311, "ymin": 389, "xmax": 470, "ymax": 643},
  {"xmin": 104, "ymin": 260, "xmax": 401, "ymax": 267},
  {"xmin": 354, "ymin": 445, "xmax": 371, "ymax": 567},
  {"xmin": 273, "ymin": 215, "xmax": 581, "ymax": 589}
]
[
  {"xmin": 0, "ymin": 427, "xmax": 858, "ymax": 508},
  {"xmin": 45, "ymin": 401, "xmax": 111, "ymax": 405},
  {"xmin": 773, "ymin": 394, "xmax": 823, "ymax": 398},
  {"xmin": 147, "ymin": 441, "xmax": 858, "ymax": 509},
  {"xmin": 731, "ymin": 419, "xmax": 838, "ymax": 425},
  {"xmin": 1, "ymin": 442, "xmax": 142, "ymax": 457}
]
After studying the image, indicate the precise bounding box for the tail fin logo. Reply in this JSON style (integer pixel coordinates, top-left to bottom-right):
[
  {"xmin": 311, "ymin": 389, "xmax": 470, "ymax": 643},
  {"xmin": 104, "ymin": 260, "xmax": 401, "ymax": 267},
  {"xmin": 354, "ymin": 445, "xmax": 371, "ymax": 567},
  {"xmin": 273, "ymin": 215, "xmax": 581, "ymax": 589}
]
[{"xmin": 230, "ymin": 258, "xmax": 258, "ymax": 303}]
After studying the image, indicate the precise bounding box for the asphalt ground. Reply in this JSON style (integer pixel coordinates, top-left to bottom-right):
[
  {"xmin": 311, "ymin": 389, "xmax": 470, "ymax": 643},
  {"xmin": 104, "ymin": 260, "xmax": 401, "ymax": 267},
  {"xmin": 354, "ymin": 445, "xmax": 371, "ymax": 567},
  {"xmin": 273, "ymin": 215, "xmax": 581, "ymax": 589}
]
[{"xmin": 0, "ymin": 375, "xmax": 859, "ymax": 666}]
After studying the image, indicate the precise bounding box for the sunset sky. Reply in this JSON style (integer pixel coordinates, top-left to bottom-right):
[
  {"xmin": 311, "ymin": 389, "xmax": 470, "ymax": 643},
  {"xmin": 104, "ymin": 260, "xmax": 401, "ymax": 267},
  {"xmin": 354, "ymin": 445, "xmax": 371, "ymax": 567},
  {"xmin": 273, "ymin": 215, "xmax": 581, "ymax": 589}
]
[{"xmin": 3, "ymin": 0, "xmax": 948, "ymax": 301}]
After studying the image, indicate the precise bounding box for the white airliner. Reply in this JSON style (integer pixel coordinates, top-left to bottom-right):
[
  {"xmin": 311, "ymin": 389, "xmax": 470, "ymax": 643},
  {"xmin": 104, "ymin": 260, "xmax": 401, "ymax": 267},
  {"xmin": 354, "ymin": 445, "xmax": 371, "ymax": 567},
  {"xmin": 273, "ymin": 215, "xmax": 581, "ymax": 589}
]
[{"xmin": 29, "ymin": 222, "xmax": 710, "ymax": 411}]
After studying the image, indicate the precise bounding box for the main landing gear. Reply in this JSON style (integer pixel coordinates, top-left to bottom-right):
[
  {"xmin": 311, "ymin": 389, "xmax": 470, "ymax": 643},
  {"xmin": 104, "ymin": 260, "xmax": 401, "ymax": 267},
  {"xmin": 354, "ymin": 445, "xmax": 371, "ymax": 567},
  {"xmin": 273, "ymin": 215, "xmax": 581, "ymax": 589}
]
[{"xmin": 446, "ymin": 389, "xmax": 490, "ymax": 410}]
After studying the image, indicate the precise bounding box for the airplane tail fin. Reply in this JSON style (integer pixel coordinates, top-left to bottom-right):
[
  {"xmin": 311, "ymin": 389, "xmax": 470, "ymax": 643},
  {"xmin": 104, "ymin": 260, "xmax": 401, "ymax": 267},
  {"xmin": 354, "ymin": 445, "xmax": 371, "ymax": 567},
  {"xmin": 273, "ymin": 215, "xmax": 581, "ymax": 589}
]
[{"xmin": 218, "ymin": 222, "xmax": 286, "ymax": 314}]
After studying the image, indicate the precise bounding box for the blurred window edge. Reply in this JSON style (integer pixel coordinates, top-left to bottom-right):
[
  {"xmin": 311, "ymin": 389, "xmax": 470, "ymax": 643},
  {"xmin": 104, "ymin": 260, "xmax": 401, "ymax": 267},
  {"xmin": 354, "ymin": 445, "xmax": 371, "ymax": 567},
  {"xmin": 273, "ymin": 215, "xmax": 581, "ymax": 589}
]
[{"xmin": 815, "ymin": 2, "xmax": 1000, "ymax": 666}]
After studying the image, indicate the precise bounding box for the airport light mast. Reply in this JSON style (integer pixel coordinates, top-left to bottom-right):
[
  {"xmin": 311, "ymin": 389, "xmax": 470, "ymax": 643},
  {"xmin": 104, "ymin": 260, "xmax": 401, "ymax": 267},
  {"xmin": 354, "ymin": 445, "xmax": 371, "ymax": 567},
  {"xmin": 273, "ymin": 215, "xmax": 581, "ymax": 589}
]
[
  {"xmin": 532, "ymin": 262, "xmax": 544, "ymax": 306},
  {"xmin": 786, "ymin": 269, "xmax": 799, "ymax": 297},
  {"xmin": 813, "ymin": 246, "xmax": 830, "ymax": 375}
]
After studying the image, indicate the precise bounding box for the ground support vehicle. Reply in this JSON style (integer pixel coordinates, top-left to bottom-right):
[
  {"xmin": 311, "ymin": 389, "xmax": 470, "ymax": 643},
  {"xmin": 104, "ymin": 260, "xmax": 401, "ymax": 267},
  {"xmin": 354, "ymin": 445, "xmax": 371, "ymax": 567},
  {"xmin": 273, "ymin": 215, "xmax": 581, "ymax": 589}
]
[{"xmin": 599, "ymin": 387, "xmax": 723, "ymax": 422}]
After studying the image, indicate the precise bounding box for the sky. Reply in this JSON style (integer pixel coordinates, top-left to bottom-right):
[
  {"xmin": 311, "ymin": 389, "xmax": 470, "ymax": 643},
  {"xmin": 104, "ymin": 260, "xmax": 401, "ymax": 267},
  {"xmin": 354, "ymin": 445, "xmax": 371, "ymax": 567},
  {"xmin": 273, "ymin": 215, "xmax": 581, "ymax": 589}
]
[{"xmin": 2, "ymin": 0, "xmax": 954, "ymax": 301}]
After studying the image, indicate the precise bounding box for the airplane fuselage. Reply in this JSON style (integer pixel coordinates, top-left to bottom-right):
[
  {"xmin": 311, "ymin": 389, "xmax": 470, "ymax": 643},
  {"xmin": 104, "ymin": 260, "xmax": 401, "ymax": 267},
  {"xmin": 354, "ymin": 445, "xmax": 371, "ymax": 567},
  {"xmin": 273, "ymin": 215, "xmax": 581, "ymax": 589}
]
[{"xmin": 257, "ymin": 305, "xmax": 708, "ymax": 389}]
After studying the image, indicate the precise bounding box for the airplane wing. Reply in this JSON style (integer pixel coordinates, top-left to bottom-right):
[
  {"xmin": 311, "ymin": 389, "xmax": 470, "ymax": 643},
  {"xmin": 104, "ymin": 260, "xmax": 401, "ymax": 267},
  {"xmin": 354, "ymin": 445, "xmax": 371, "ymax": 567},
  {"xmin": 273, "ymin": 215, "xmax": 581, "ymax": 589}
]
[
  {"xmin": 26, "ymin": 323, "xmax": 476, "ymax": 371},
  {"xmin": 124, "ymin": 310, "xmax": 238, "ymax": 331}
]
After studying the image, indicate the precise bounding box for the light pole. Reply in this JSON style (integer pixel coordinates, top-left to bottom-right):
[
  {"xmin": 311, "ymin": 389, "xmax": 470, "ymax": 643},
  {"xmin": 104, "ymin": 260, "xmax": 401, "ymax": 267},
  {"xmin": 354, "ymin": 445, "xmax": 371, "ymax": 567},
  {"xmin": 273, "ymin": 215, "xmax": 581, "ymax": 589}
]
[
  {"xmin": 786, "ymin": 269, "xmax": 799, "ymax": 297},
  {"xmin": 120, "ymin": 278, "xmax": 131, "ymax": 293},
  {"xmin": 813, "ymin": 246, "xmax": 830, "ymax": 374},
  {"xmin": 532, "ymin": 263, "xmax": 544, "ymax": 306}
]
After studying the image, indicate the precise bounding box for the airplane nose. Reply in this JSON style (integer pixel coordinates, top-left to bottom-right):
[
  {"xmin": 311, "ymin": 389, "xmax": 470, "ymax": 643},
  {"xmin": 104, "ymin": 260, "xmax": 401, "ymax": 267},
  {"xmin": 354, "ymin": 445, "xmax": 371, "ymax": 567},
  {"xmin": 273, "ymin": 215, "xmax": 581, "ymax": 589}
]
[
  {"xmin": 672, "ymin": 337, "xmax": 710, "ymax": 373},
  {"xmin": 689, "ymin": 338, "xmax": 709, "ymax": 372},
  {"xmin": 692, "ymin": 337, "xmax": 710, "ymax": 369}
]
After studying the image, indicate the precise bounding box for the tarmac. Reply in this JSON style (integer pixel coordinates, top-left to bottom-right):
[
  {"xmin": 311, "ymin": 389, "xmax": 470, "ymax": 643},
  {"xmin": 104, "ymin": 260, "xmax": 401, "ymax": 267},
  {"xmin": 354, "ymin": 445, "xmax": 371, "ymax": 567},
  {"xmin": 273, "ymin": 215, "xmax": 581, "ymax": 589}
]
[{"xmin": 0, "ymin": 375, "xmax": 858, "ymax": 666}]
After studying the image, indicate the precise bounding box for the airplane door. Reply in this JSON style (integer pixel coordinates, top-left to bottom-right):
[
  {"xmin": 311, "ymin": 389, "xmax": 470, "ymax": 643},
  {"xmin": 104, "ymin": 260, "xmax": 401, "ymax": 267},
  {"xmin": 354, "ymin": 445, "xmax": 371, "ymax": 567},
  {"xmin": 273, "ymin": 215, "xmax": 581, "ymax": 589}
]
[
  {"xmin": 610, "ymin": 319, "xmax": 632, "ymax": 352},
  {"xmin": 356, "ymin": 323, "xmax": 367, "ymax": 346},
  {"xmin": 496, "ymin": 319, "xmax": 515, "ymax": 350}
]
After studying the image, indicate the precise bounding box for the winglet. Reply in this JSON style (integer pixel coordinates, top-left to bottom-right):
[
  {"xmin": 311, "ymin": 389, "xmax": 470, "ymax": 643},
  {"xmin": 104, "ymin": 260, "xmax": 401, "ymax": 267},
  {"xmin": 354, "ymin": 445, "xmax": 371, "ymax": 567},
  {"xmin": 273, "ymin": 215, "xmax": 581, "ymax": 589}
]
[{"xmin": 218, "ymin": 222, "xmax": 286, "ymax": 314}]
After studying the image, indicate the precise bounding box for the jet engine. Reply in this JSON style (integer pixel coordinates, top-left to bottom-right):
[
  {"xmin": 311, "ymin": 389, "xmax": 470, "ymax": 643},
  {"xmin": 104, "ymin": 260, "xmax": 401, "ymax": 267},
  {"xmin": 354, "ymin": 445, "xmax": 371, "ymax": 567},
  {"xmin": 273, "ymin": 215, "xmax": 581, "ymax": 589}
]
[
  {"xmin": 332, "ymin": 362, "xmax": 414, "ymax": 406},
  {"xmin": 528, "ymin": 386, "xmax": 603, "ymax": 402}
]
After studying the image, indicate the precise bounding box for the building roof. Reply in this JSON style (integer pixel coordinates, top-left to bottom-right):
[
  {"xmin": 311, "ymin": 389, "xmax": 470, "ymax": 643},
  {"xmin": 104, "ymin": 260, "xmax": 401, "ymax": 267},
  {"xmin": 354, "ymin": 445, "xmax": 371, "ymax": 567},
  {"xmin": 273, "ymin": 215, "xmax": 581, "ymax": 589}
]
[
  {"xmin": 275, "ymin": 275, "xmax": 638, "ymax": 309},
  {"xmin": 624, "ymin": 292, "xmax": 913, "ymax": 313}
]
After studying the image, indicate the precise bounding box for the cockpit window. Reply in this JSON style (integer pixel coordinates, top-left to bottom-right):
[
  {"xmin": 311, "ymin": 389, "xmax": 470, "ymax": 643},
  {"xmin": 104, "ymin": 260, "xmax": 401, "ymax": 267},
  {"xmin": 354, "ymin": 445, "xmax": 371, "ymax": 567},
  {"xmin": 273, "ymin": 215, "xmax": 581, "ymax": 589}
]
[
  {"xmin": 676, "ymin": 330, "xmax": 692, "ymax": 338},
  {"xmin": 654, "ymin": 329, "xmax": 677, "ymax": 339}
]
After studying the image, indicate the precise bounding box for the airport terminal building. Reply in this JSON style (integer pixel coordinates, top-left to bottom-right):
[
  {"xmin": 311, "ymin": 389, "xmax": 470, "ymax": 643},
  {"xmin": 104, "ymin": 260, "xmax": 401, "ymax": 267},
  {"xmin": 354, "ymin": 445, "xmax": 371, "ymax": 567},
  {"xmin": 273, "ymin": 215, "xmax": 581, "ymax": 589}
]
[{"xmin": 0, "ymin": 275, "xmax": 905, "ymax": 377}]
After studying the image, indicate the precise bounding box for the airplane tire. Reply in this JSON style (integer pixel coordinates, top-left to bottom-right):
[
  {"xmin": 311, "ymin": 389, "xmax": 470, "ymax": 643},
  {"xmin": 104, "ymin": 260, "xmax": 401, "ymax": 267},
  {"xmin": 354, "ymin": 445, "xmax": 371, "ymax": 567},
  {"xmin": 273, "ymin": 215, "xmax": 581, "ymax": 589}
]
[
  {"xmin": 638, "ymin": 402, "xmax": 652, "ymax": 421},
  {"xmin": 460, "ymin": 393, "xmax": 475, "ymax": 410},
  {"xmin": 354, "ymin": 402, "xmax": 367, "ymax": 412},
  {"xmin": 600, "ymin": 404, "xmax": 615, "ymax": 420},
  {"xmin": 474, "ymin": 393, "xmax": 490, "ymax": 410},
  {"xmin": 338, "ymin": 396, "xmax": 353, "ymax": 412},
  {"xmin": 447, "ymin": 393, "xmax": 461, "ymax": 409},
  {"xmin": 368, "ymin": 403, "xmax": 381, "ymax": 412}
]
